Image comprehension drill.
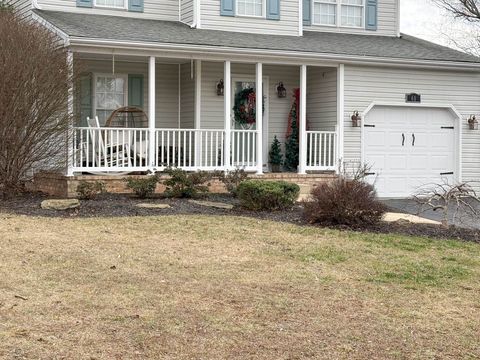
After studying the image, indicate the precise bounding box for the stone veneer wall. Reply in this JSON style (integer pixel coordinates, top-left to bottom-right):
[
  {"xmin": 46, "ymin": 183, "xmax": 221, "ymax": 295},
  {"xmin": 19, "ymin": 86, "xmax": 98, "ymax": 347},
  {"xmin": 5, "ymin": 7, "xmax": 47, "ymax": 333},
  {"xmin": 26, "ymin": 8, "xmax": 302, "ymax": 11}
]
[{"xmin": 33, "ymin": 172, "xmax": 337, "ymax": 198}]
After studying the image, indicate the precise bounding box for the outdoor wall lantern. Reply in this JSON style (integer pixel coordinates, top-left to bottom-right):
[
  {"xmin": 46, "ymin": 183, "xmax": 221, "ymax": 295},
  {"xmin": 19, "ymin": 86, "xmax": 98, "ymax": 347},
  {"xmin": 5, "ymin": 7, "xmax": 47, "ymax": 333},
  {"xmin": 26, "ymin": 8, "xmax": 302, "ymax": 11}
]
[
  {"xmin": 468, "ymin": 115, "xmax": 478, "ymax": 130},
  {"xmin": 216, "ymin": 79, "xmax": 224, "ymax": 96},
  {"xmin": 351, "ymin": 110, "xmax": 362, "ymax": 127},
  {"xmin": 276, "ymin": 82, "xmax": 287, "ymax": 98}
]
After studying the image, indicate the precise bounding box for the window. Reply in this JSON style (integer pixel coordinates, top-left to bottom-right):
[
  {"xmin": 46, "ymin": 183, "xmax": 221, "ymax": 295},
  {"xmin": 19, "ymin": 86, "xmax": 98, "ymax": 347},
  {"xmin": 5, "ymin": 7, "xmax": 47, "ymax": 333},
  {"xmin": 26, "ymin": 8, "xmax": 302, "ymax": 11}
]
[
  {"xmin": 95, "ymin": 75, "xmax": 126, "ymax": 125},
  {"xmin": 237, "ymin": 0, "xmax": 263, "ymax": 17},
  {"xmin": 313, "ymin": 0, "xmax": 364, "ymax": 28},
  {"xmin": 94, "ymin": 0, "xmax": 126, "ymax": 9}
]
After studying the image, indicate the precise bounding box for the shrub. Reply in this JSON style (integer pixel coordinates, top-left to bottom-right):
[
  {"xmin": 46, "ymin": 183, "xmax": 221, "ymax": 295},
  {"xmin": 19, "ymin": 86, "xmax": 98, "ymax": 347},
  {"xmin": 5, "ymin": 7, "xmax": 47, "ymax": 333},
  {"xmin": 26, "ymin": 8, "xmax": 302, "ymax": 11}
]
[
  {"xmin": 163, "ymin": 168, "xmax": 212, "ymax": 198},
  {"xmin": 303, "ymin": 178, "xmax": 386, "ymax": 227},
  {"xmin": 237, "ymin": 180, "xmax": 300, "ymax": 211},
  {"xmin": 76, "ymin": 181, "xmax": 105, "ymax": 200},
  {"xmin": 124, "ymin": 176, "xmax": 158, "ymax": 198},
  {"xmin": 217, "ymin": 169, "xmax": 248, "ymax": 197}
]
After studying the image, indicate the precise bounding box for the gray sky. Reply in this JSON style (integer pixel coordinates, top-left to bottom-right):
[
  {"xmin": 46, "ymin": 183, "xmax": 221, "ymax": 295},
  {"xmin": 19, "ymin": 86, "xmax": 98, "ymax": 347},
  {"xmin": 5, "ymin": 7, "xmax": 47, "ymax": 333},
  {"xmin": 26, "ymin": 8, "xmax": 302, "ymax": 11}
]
[{"xmin": 400, "ymin": 0, "xmax": 479, "ymax": 52}]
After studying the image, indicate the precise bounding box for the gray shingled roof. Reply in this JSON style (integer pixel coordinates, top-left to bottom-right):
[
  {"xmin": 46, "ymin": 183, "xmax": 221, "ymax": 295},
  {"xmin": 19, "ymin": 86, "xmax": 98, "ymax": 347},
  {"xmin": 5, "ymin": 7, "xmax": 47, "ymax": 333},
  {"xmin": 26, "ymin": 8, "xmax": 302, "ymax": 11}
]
[{"xmin": 34, "ymin": 10, "xmax": 480, "ymax": 64}]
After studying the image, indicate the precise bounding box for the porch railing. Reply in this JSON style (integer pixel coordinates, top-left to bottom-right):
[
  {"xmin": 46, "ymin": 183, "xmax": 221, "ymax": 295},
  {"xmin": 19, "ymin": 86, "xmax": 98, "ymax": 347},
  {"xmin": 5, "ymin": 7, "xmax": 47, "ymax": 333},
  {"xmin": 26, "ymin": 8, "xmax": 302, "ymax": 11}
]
[
  {"xmin": 230, "ymin": 129, "xmax": 257, "ymax": 170},
  {"xmin": 72, "ymin": 127, "xmax": 337, "ymax": 173},
  {"xmin": 306, "ymin": 131, "xmax": 337, "ymax": 171}
]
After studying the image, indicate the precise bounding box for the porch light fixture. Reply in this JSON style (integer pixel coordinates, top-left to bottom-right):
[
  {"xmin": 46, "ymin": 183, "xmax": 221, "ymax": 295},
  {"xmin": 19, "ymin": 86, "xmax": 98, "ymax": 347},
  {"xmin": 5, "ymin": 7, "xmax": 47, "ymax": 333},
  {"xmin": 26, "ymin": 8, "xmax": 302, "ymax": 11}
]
[
  {"xmin": 216, "ymin": 79, "xmax": 224, "ymax": 96},
  {"xmin": 468, "ymin": 115, "xmax": 478, "ymax": 130},
  {"xmin": 351, "ymin": 110, "xmax": 362, "ymax": 127},
  {"xmin": 276, "ymin": 82, "xmax": 287, "ymax": 98}
]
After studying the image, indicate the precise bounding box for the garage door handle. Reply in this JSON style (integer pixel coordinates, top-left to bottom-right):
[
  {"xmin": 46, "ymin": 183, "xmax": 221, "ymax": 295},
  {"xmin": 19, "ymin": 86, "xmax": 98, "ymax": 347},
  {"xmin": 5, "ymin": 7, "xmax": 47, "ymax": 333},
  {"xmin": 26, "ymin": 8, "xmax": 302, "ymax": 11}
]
[
  {"xmin": 402, "ymin": 133, "xmax": 405, "ymax": 146},
  {"xmin": 412, "ymin": 134, "xmax": 416, "ymax": 146}
]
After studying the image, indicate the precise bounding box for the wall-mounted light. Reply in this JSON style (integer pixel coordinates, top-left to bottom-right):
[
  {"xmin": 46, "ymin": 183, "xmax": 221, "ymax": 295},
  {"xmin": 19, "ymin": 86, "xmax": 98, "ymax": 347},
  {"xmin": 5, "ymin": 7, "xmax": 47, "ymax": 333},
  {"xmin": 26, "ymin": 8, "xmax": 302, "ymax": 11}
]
[
  {"xmin": 351, "ymin": 110, "xmax": 362, "ymax": 127},
  {"xmin": 216, "ymin": 79, "xmax": 224, "ymax": 96},
  {"xmin": 468, "ymin": 115, "xmax": 478, "ymax": 130},
  {"xmin": 275, "ymin": 82, "xmax": 287, "ymax": 98}
]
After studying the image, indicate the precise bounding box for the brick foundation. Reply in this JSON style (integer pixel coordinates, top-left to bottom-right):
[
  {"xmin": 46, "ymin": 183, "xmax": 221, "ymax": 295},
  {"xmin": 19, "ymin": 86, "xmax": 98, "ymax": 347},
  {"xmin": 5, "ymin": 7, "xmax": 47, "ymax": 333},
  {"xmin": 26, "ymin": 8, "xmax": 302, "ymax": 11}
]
[{"xmin": 33, "ymin": 171, "xmax": 337, "ymax": 198}]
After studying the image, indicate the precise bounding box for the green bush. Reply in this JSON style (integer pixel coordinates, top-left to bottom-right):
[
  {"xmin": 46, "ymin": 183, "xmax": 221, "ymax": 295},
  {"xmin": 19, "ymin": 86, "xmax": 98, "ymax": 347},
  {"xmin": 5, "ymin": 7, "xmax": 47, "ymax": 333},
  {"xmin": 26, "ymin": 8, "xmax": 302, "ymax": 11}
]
[
  {"xmin": 163, "ymin": 168, "xmax": 212, "ymax": 198},
  {"xmin": 76, "ymin": 181, "xmax": 105, "ymax": 200},
  {"xmin": 216, "ymin": 169, "xmax": 248, "ymax": 197},
  {"xmin": 124, "ymin": 176, "xmax": 158, "ymax": 198},
  {"xmin": 237, "ymin": 180, "xmax": 300, "ymax": 211}
]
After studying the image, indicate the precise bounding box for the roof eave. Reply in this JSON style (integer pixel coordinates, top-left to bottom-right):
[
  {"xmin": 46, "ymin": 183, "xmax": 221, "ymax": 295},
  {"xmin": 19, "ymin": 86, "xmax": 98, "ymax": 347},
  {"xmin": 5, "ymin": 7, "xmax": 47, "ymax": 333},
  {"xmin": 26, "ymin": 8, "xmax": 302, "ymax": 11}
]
[{"xmin": 69, "ymin": 37, "xmax": 480, "ymax": 71}]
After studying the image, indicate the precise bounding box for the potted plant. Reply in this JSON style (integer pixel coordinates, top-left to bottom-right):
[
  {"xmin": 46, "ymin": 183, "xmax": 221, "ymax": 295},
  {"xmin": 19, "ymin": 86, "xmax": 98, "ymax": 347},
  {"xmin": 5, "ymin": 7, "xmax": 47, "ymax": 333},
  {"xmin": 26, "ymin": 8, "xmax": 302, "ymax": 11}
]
[{"xmin": 269, "ymin": 136, "xmax": 283, "ymax": 173}]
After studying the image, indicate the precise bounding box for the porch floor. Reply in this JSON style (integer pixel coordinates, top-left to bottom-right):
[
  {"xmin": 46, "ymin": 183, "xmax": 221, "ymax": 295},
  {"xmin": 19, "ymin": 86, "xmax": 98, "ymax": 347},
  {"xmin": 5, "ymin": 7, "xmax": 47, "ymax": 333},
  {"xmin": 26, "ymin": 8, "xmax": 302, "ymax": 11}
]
[{"xmin": 32, "ymin": 171, "xmax": 337, "ymax": 198}]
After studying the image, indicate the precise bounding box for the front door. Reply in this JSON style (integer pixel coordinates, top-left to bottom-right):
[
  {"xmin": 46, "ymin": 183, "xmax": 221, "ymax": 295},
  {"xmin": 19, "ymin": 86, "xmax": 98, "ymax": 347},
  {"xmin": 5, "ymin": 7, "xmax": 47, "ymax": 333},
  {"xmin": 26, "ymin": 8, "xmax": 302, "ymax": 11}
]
[{"xmin": 232, "ymin": 78, "xmax": 269, "ymax": 170}]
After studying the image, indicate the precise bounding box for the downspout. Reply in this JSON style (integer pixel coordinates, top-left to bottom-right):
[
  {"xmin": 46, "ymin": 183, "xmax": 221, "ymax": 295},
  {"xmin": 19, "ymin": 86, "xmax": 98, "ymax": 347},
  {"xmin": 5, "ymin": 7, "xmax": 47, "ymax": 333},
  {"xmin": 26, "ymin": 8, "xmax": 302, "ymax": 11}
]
[
  {"xmin": 32, "ymin": 0, "xmax": 41, "ymax": 9},
  {"xmin": 191, "ymin": 0, "xmax": 200, "ymax": 28}
]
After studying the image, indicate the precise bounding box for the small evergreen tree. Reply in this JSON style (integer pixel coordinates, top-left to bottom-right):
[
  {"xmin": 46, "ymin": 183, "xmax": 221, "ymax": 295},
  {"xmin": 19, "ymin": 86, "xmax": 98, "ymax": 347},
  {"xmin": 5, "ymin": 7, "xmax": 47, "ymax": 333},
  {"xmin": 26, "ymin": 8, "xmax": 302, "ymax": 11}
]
[
  {"xmin": 269, "ymin": 136, "xmax": 283, "ymax": 172},
  {"xmin": 284, "ymin": 101, "xmax": 299, "ymax": 172}
]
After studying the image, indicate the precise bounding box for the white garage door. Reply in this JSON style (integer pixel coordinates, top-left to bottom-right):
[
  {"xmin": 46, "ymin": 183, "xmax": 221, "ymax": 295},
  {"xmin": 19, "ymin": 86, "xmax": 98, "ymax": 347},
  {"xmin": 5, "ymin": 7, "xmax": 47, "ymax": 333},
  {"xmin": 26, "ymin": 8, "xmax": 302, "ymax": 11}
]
[{"xmin": 364, "ymin": 106, "xmax": 457, "ymax": 198}]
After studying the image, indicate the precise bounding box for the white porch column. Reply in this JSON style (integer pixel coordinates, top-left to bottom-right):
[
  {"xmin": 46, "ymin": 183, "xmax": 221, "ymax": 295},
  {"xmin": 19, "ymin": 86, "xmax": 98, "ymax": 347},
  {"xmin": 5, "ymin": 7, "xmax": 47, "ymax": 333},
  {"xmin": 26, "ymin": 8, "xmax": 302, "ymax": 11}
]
[
  {"xmin": 66, "ymin": 50, "xmax": 74, "ymax": 177},
  {"xmin": 194, "ymin": 60, "xmax": 202, "ymax": 168},
  {"xmin": 148, "ymin": 56, "xmax": 156, "ymax": 171},
  {"xmin": 337, "ymin": 64, "xmax": 345, "ymax": 170},
  {"xmin": 224, "ymin": 61, "xmax": 231, "ymax": 170},
  {"xmin": 256, "ymin": 62, "xmax": 263, "ymax": 175},
  {"xmin": 298, "ymin": 64, "xmax": 307, "ymax": 174}
]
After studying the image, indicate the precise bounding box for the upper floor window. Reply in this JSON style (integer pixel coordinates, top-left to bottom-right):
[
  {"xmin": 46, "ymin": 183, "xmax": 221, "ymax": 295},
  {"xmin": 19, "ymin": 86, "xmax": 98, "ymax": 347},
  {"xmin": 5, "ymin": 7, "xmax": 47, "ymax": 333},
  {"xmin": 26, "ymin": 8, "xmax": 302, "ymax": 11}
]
[
  {"xmin": 313, "ymin": 0, "xmax": 364, "ymax": 28},
  {"xmin": 237, "ymin": 0, "xmax": 264, "ymax": 17},
  {"xmin": 95, "ymin": 0, "xmax": 126, "ymax": 9}
]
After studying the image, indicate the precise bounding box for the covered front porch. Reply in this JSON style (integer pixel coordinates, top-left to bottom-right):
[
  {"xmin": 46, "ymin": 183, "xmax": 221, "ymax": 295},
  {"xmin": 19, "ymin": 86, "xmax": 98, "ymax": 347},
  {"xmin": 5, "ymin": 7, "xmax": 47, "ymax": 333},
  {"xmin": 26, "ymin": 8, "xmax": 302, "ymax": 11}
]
[{"xmin": 69, "ymin": 52, "xmax": 343, "ymax": 176}]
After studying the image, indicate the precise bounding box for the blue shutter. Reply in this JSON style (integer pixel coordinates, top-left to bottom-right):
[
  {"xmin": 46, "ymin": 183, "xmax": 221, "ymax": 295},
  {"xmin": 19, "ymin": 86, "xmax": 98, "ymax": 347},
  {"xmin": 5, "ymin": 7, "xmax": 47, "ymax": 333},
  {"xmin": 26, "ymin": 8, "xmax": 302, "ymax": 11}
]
[
  {"xmin": 79, "ymin": 73, "xmax": 92, "ymax": 127},
  {"xmin": 128, "ymin": 74, "xmax": 144, "ymax": 109},
  {"xmin": 303, "ymin": 0, "xmax": 311, "ymax": 26},
  {"xmin": 220, "ymin": 0, "xmax": 235, "ymax": 16},
  {"xmin": 266, "ymin": 0, "xmax": 280, "ymax": 20},
  {"xmin": 76, "ymin": 0, "xmax": 93, "ymax": 8},
  {"xmin": 365, "ymin": 0, "xmax": 377, "ymax": 31},
  {"xmin": 129, "ymin": 0, "xmax": 144, "ymax": 12}
]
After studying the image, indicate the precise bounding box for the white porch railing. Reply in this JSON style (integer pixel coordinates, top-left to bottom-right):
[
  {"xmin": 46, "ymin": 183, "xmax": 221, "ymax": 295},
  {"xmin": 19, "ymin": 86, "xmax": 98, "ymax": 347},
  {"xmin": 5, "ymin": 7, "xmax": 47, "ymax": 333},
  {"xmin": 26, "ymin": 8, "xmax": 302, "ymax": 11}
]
[
  {"xmin": 72, "ymin": 127, "xmax": 338, "ymax": 173},
  {"xmin": 155, "ymin": 129, "xmax": 224, "ymax": 170},
  {"xmin": 230, "ymin": 130, "xmax": 257, "ymax": 170},
  {"xmin": 306, "ymin": 131, "xmax": 337, "ymax": 170}
]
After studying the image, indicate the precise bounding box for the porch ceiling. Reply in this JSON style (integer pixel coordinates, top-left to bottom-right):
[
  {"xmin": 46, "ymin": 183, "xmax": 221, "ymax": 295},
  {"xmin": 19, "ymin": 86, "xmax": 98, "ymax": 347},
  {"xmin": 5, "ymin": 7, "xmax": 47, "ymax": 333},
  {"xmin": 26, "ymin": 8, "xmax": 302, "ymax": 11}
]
[{"xmin": 34, "ymin": 10, "xmax": 480, "ymax": 66}]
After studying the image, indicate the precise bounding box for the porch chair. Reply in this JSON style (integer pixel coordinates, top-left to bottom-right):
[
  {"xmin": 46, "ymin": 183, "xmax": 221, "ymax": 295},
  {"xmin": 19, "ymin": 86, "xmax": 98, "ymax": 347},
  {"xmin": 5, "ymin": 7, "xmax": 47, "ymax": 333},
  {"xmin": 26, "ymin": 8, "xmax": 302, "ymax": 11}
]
[{"xmin": 86, "ymin": 116, "xmax": 132, "ymax": 169}]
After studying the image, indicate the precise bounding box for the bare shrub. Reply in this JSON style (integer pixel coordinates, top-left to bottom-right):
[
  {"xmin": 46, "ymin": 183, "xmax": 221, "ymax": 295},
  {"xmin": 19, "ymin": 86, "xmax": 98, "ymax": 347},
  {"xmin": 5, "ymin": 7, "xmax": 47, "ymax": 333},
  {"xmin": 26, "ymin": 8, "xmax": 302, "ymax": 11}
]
[
  {"xmin": 0, "ymin": 12, "xmax": 78, "ymax": 196},
  {"xmin": 414, "ymin": 181, "xmax": 480, "ymax": 227},
  {"xmin": 216, "ymin": 169, "xmax": 248, "ymax": 197},
  {"xmin": 76, "ymin": 181, "xmax": 106, "ymax": 200}
]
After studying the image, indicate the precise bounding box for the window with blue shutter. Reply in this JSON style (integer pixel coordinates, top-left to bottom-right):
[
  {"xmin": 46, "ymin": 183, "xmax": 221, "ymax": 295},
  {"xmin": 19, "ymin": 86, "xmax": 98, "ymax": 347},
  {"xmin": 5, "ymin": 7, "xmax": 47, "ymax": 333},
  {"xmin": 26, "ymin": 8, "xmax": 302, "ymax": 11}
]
[
  {"xmin": 303, "ymin": 0, "xmax": 311, "ymax": 25},
  {"xmin": 220, "ymin": 0, "xmax": 235, "ymax": 16},
  {"xmin": 266, "ymin": 0, "xmax": 280, "ymax": 20},
  {"xmin": 129, "ymin": 0, "xmax": 144, "ymax": 12},
  {"xmin": 365, "ymin": 0, "xmax": 377, "ymax": 31},
  {"xmin": 128, "ymin": 74, "xmax": 144, "ymax": 109},
  {"xmin": 76, "ymin": 0, "xmax": 93, "ymax": 8}
]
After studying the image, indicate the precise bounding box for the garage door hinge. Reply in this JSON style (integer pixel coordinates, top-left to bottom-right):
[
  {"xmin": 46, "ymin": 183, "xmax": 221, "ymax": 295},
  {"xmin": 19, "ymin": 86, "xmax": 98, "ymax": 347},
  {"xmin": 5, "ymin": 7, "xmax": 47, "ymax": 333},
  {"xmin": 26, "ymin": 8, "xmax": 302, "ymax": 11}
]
[
  {"xmin": 441, "ymin": 126, "xmax": 454, "ymax": 129},
  {"xmin": 364, "ymin": 124, "xmax": 375, "ymax": 128},
  {"xmin": 440, "ymin": 172, "xmax": 454, "ymax": 175}
]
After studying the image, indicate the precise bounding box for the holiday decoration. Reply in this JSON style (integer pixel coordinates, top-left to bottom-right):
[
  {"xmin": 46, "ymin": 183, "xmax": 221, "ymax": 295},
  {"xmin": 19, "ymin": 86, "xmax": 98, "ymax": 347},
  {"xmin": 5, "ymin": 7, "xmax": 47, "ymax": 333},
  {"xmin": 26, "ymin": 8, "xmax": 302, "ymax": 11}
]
[
  {"xmin": 284, "ymin": 89, "xmax": 300, "ymax": 172},
  {"xmin": 233, "ymin": 87, "xmax": 259, "ymax": 129},
  {"xmin": 269, "ymin": 135, "xmax": 283, "ymax": 172}
]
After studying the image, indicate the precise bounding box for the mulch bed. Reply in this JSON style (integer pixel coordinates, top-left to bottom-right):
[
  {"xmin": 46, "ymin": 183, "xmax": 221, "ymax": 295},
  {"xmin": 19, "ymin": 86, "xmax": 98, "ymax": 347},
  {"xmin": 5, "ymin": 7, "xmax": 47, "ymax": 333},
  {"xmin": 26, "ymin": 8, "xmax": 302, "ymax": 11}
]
[{"xmin": 1, "ymin": 192, "xmax": 479, "ymax": 243}]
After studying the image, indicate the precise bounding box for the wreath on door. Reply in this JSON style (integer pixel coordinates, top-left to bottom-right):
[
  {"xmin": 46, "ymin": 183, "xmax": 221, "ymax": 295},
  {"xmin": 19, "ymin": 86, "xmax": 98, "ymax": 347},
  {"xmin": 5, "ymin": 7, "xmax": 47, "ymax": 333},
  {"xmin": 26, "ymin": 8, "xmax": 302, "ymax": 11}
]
[{"xmin": 233, "ymin": 87, "xmax": 257, "ymax": 129}]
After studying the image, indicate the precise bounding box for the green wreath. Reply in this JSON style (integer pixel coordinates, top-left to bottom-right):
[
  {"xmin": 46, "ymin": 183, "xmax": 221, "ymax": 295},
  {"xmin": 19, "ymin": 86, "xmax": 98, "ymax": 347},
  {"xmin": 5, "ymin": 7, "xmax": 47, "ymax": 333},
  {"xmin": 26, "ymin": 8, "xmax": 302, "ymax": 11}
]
[{"xmin": 233, "ymin": 88, "xmax": 257, "ymax": 128}]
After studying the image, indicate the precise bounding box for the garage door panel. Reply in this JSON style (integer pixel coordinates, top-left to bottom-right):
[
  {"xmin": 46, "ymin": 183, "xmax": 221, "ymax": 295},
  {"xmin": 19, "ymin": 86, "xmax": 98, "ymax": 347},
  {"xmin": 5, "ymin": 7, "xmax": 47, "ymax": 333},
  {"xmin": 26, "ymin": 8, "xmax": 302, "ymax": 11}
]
[{"xmin": 364, "ymin": 106, "xmax": 456, "ymax": 198}]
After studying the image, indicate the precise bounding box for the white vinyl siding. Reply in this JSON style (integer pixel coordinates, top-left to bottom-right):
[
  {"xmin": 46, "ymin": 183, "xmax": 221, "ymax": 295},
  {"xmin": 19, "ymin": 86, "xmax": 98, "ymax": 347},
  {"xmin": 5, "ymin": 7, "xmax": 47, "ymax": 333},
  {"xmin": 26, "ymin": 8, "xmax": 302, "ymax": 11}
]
[
  {"xmin": 36, "ymin": 0, "xmax": 179, "ymax": 21},
  {"xmin": 307, "ymin": 67, "xmax": 337, "ymax": 131},
  {"xmin": 8, "ymin": 0, "xmax": 32, "ymax": 19},
  {"xmin": 180, "ymin": 63, "xmax": 195, "ymax": 128},
  {"xmin": 201, "ymin": 0, "xmax": 299, "ymax": 36},
  {"xmin": 307, "ymin": 0, "xmax": 398, "ymax": 36},
  {"xmin": 180, "ymin": 0, "xmax": 194, "ymax": 25},
  {"xmin": 343, "ymin": 64, "xmax": 480, "ymax": 191}
]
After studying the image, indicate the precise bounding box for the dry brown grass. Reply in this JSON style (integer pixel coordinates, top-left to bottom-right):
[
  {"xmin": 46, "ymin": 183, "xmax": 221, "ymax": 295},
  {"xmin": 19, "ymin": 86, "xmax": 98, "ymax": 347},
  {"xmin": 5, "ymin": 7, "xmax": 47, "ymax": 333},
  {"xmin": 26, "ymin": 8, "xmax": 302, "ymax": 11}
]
[{"xmin": 0, "ymin": 213, "xmax": 479, "ymax": 359}]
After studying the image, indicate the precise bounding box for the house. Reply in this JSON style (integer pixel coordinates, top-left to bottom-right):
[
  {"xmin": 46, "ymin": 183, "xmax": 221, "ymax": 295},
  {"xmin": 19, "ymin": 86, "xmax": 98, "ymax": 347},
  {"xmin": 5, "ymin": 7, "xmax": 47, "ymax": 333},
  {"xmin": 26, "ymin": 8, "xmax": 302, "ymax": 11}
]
[{"xmin": 10, "ymin": 0, "xmax": 480, "ymax": 198}]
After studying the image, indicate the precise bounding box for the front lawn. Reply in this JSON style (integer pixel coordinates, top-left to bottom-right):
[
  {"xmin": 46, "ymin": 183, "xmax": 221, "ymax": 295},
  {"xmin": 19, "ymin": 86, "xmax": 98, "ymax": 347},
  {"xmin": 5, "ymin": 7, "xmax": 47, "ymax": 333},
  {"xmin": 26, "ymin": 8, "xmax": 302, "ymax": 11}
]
[{"xmin": 0, "ymin": 214, "xmax": 479, "ymax": 359}]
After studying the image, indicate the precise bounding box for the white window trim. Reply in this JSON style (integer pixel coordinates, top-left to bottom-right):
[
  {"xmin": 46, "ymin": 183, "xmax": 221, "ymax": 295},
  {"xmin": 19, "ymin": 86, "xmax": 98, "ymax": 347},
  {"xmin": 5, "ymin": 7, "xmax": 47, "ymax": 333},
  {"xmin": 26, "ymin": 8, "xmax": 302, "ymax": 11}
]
[
  {"xmin": 236, "ymin": 0, "xmax": 267, "ymax": 19},
  {"xmin": 94, "ymin": 0, "xmax": 128, "ymax": 10},
  {"xmin": 92, "ymin": 73, "xmax": 129, "ymax": 123},
  {"xmin": 312, "ymin": 0, "xmax": 365, "ymax": 29}
]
